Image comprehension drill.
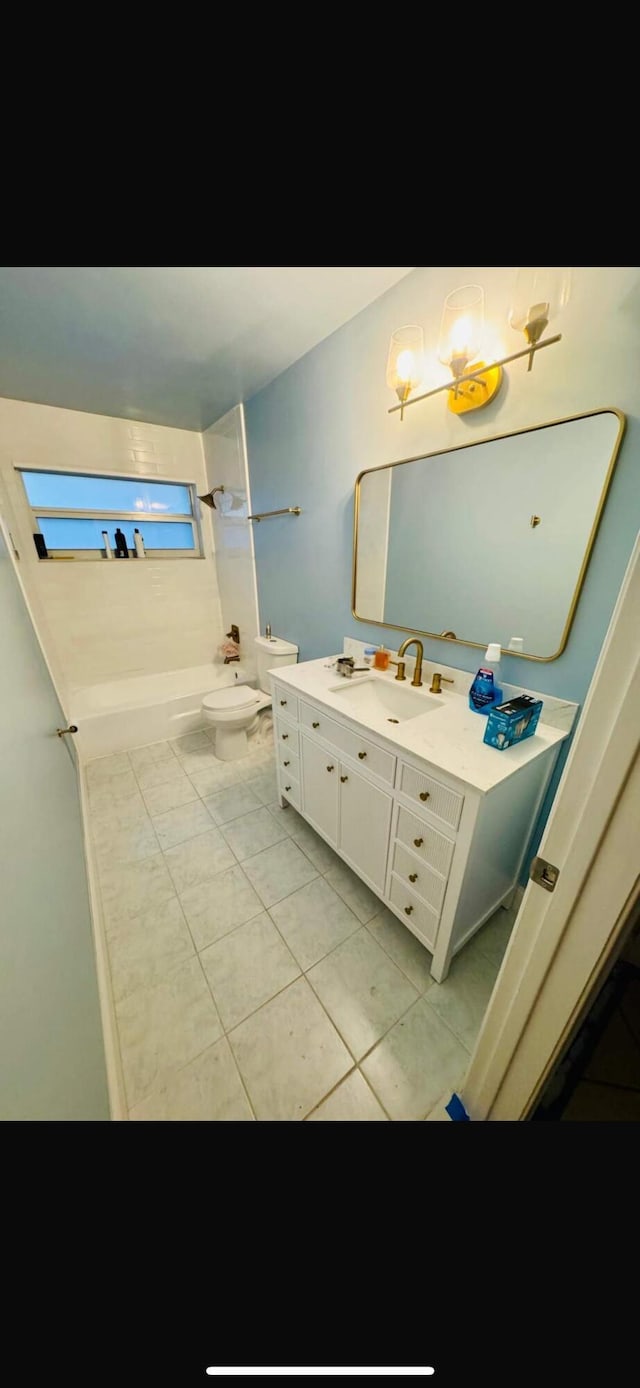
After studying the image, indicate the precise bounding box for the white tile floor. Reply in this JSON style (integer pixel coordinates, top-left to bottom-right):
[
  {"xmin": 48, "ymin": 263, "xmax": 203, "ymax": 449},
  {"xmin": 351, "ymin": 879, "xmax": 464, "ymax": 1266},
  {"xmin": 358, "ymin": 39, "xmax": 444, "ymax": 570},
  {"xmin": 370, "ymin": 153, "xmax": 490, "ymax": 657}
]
[{"xmin": 86, "ymin": 727, "xmax": 514, "ymax": 1121}]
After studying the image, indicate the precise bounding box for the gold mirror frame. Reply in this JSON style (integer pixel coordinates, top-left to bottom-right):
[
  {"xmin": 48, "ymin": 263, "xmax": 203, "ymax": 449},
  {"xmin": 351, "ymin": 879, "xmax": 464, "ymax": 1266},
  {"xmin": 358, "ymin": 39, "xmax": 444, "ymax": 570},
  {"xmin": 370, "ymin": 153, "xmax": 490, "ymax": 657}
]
[{"xmin": 352, "ymin": 407, "xmax": 626, "ymax": 662}]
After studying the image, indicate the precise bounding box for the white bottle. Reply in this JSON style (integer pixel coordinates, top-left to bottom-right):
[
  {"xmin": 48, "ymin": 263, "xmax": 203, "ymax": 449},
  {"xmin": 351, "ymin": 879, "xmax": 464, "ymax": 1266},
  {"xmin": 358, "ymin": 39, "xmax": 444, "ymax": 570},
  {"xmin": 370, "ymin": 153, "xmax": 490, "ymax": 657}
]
[
  {"xmin": 102, "ymin": 530, "xmax": 113, "ymax": 559},
  {"xmin": 483, "ymin": 643, "xmax": 503, "ymax": 701},
  {"xmin": 134, "ymin": 528, "xmax": 145, "ymax": 558}
]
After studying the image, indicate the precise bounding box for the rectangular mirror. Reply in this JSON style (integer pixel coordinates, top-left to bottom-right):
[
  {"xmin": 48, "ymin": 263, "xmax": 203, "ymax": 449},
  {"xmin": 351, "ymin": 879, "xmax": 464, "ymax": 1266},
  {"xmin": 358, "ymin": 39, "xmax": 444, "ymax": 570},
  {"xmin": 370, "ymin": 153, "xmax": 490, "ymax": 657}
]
[{"xmin": 353, "ymin": 408, "xmax": 625, "ymax": 661}]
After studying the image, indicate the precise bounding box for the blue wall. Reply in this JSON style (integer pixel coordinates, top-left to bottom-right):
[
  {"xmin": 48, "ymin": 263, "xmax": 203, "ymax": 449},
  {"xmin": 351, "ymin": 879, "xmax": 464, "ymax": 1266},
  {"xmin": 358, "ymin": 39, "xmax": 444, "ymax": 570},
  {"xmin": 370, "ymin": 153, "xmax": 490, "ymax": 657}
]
[{"xmin": 244, "ymin": 266, "xmax": 640, "ymax": 866}]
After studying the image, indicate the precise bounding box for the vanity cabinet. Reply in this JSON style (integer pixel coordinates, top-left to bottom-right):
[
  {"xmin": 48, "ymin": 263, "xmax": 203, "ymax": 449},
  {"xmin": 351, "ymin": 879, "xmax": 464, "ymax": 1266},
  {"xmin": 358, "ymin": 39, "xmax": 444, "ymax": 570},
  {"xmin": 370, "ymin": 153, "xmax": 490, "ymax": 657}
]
[
  {"xmin": 300, "ymin": 735, "xmax": 392, "ymax": 892},
  {"xmin": 272, "ymin": 678, "xmax": 564, "ymax": 983}
]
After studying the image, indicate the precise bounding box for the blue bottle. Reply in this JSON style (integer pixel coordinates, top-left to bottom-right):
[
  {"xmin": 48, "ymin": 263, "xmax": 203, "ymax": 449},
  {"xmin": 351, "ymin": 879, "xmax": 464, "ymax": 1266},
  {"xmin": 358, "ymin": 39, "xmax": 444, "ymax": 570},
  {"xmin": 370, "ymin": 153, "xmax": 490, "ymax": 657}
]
[{"xmin": 469, "ymin": 643, "xmax": 503, "ymax": 714}]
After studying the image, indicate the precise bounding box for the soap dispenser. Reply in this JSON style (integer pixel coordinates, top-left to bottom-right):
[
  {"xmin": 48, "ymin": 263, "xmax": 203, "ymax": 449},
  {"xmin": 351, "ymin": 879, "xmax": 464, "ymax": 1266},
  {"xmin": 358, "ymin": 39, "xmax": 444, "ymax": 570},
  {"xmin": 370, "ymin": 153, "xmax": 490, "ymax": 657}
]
[{"xmin": 469, "ymin": 642, "xmax": 504, "ymax": 714}]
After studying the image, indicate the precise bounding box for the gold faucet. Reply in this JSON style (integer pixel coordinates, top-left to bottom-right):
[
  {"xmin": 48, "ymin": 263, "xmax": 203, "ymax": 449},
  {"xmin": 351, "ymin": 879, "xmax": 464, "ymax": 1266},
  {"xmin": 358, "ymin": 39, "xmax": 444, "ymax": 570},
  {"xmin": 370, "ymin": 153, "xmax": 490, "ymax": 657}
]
[
  {"xmin": 396, "ymin": 636, "xmax": 424, "ymax": 688},
  {"xmin": 429, "ymin": 672, "xmax": 455, "ymax": 694}
]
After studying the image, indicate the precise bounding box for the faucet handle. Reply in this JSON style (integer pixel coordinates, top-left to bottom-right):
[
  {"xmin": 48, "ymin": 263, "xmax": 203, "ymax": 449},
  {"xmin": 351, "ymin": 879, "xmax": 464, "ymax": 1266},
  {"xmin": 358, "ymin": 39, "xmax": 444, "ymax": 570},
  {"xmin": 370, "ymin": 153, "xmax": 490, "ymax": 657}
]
[
  {"xmin": 389, "ymin": 659, "xmax": 406, "ymax": 682},
  {"xmin": 429, "ymin": 672, "xmax": 454, "ymax": 693}
]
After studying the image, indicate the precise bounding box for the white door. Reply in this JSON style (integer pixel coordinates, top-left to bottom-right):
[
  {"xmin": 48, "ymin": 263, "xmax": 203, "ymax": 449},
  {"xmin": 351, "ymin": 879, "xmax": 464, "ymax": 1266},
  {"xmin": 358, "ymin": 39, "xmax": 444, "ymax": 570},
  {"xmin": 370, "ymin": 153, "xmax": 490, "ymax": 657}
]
[
  {"xmin": 0, "ymin": 525, "xmax": 109, "ymax": 1119},
  {"xmin": 339, "ymin": 762, "xmax": 393, "ymax": 893},
  {"xmin": 301, "ymin": 734, "xmax": 339, "ymax": 845},
  {"xmin": 460, "ymin": 529, "xmax": 640, "ymax": 1121}
]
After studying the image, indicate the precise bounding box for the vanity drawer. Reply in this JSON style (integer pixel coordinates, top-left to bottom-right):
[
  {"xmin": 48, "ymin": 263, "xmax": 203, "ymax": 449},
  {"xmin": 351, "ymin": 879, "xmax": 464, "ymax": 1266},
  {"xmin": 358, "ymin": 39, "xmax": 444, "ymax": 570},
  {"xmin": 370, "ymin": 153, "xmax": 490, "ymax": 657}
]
[
  {"xmin": 329, "ymin": 722, "xmax": 396, "ymax": 786},
  {"xmin": 391, "ymin": 841, "xmax": 447, "ymax": 915},
  {"xmin": 274, "ymin": 720, "xmax": 299, "ymax": 757},
  {"xmin": 397, "ymin": 761, "xmax": 464, "ymax": 831},
  {"xmin": 277, "ymin": 745, "xmax": 300, "ymax": 781},
  {"xmin": 395, "ymin": 806, "xmax": 455, "ymax": 879},
  {"xmin": 280, "ymin": 772, "xmax": 301, "ymax": 811},
  {"xmin": 388, "ymin": 875, "xmax": 439, "ymax": 952},
  {"xmin": 299, "ymin": 700, "xmax": 343, "ymax": 746},
  {"xmin": 272, "ymin": 685, "xmax": 298, "ymax": 724}
]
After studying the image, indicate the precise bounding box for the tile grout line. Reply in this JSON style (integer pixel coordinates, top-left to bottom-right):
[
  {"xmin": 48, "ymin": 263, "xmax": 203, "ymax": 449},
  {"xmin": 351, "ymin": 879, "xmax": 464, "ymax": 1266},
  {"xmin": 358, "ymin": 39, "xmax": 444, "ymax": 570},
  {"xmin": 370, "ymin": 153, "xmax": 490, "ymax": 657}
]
[{"xmin": 93, "ymin": 736, "xmax": 480, "ymax": 1120}]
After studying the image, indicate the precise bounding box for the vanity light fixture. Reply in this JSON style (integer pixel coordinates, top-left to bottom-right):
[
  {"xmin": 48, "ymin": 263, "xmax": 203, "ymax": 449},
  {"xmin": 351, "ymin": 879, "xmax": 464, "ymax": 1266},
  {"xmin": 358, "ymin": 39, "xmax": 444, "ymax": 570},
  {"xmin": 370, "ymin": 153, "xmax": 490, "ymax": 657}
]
[{"xmin": 388, "ymin": 268, "xmax": 571, "ymax": 418}]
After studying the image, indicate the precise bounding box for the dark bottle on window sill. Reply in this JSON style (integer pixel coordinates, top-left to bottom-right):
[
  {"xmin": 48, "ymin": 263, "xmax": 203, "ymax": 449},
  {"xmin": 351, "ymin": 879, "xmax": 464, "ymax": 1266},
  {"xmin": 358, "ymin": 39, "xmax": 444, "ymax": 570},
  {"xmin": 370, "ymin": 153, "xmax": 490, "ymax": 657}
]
[{"xmin": 114, "ymin": 527, "xmax": 129, "ymax": 557}]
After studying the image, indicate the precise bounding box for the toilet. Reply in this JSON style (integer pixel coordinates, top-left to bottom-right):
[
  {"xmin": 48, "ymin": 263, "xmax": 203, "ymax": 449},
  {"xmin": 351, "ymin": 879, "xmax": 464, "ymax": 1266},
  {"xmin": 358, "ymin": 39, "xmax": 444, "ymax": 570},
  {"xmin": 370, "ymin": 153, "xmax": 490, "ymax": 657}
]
[{"xmin": 202, "ymin": 634, "xmax": 298, "ymax": 760}]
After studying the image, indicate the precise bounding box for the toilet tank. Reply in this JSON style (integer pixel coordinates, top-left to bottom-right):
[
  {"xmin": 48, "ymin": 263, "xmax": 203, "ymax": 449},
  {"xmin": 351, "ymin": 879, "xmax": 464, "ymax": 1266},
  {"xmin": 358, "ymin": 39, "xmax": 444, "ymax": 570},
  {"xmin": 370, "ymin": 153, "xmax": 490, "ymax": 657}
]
[{"xmin": 254, "ymin": 635, "xmax": 298, "ymax": 695}]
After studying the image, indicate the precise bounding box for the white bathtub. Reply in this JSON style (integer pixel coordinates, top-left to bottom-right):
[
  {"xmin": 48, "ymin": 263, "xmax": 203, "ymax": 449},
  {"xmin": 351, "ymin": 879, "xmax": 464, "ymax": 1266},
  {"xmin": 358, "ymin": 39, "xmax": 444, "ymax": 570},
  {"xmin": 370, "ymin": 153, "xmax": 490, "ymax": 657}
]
[{"xmin": 71, "ymin": 662, "xmax": 254, "ymax": 760}]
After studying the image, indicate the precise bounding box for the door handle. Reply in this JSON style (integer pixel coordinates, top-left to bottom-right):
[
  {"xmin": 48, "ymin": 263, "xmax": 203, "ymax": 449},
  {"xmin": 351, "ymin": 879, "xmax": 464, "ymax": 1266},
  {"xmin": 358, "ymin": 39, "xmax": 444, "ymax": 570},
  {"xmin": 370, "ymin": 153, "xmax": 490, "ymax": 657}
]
[{"xmin": 57, "ymin": 725, "xmax": 78, "ymax": 738}]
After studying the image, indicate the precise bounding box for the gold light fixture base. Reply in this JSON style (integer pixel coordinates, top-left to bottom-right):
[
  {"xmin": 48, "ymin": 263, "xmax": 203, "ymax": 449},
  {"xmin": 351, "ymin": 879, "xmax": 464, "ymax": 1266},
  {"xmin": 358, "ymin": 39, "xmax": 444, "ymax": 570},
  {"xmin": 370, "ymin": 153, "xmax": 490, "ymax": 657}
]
[{"xmin": 448, "ymin": 362, "xmax": 503, "ymax": 414}]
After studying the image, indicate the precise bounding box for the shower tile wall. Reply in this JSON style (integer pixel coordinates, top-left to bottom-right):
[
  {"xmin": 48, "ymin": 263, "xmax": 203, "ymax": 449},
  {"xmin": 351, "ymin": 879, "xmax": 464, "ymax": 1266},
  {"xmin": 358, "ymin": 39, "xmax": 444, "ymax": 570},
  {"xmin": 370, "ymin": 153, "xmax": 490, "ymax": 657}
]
[
  {"xmin": 0, "ymin": 397, "xmax": 225, "ymax": 700},
  {"xmin": 202, "ymin": 405, "xmax": 260, "ymax": 680}
]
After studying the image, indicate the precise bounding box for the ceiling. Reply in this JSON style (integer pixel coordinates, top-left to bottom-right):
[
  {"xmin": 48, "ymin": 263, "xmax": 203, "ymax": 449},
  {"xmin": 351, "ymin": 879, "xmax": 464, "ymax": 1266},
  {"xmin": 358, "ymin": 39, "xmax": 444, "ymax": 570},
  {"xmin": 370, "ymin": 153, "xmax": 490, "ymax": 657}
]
[{"xmin": 0, "ymin": 266, "xmax": 414, "ymax": 431}]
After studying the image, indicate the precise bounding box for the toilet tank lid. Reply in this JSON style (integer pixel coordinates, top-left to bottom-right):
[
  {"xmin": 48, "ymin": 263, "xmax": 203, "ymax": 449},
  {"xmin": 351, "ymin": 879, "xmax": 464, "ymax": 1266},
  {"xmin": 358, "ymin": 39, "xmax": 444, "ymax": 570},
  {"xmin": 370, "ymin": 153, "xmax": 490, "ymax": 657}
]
[
  {"xmin": 203, "ymin": 686, "xmax": 259, "ymax": 711},
  {"xmin": 254, "ymin": 635, "xmax": 298, "ymax": 655}
]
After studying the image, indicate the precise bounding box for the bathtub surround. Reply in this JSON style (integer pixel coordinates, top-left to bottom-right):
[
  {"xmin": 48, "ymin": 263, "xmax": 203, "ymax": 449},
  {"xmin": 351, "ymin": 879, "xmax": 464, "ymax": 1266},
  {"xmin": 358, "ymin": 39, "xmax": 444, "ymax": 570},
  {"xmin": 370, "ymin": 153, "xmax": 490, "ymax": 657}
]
[
  {"xmin": 202, "ymin": 405, "xmax": 260, "ymax": 682},
  {"xmin": 85, "ymin": 725, "xmax": 511, "ymax": 1120},
  {"xmin": 0, "ymin": 397, "xmax": 225, "ymax": 708}
]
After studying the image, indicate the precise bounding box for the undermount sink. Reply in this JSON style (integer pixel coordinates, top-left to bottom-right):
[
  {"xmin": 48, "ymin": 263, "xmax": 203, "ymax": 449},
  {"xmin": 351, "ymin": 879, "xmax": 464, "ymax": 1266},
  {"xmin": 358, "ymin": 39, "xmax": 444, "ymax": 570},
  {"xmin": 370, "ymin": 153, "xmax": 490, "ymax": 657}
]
[{"xmin": 330, "ymin": 675, "xmax": 443, "ymax": 724}]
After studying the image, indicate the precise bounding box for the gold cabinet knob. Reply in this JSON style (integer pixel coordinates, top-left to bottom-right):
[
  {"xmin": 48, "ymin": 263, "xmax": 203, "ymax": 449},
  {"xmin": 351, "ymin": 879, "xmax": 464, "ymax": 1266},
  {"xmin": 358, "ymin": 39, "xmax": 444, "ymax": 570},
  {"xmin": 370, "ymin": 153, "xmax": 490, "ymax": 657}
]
[
  {"xmin": 404, "ymin": 905, "xmax": 413, "ymax": 915},
  {"xmin": 285, "ymin": 785, "xmax": 291, "ymax": 792},
  {"xmin": 280, "ymin": 699, "xmax": 287, "ymax": 706},
  {"xmin": 326, "ymin": 765, "xmax": 334, "ymax": 772},
  {"xmin": 414, "ymin": 837, "xmax": 423, "ymax": 847},
  {"xmin": 283, "ymin": 760, "xmax": 290, "ymax": 766},
  {"xmin": 358, "ymin": 751, "xmax": 367, "ymax": 759},
  {"xmin": 419, "ymin": 791, "xmax": 430, "ymax": 802},
  {"xmin": 312, "ymin": 721, "xmax": 320, "ymax": 728},
  {"xmin": 409, "ymin": 872, "xmax": 418, "ymax": 883},
  {"xmin": 282, "ymin": 733, "xmax": 288, "ymax": 740},
  {"xmin": 340, "ymin": 775, "xmax": 348, "ymax": 783}
]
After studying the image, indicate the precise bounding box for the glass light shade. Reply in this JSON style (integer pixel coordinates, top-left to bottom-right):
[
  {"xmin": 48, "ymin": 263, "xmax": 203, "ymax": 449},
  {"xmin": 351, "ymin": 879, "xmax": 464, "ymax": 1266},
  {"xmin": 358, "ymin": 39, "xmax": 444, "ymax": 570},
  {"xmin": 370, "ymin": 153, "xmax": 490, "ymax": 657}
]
[
  {"xmin": 509, "ymin": 267, "xmax": 571, "ymax": 342},
  {"xmin": 386, "ymin": 325, "xmax": 424, "ymax": 400},
  {"xmin": 438, "ymin": 285, "xmax": 485, "ymax": 377}
]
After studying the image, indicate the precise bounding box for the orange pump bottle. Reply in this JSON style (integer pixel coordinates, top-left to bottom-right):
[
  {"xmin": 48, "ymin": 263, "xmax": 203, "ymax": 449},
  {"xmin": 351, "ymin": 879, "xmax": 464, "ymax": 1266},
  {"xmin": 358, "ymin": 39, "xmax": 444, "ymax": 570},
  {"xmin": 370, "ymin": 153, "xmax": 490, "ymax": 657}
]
[{"xmin": 373, "ymin": 644, "xmax": 390, "ymax": 671}]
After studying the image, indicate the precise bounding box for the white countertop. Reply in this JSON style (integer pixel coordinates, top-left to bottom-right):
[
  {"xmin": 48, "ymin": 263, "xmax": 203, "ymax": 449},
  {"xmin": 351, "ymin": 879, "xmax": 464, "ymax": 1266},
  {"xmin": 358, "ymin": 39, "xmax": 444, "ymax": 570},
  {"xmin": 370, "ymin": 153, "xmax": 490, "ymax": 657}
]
[{"xmin": 271, "ymin": 657, "xmax": 571, "ymax": 794}]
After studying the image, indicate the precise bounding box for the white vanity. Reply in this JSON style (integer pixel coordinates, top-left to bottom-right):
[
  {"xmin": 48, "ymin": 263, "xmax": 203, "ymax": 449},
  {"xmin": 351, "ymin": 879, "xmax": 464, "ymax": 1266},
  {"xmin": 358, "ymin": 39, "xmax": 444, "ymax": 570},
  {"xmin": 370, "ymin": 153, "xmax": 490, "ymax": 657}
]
[{"xmin": 271, "ymin": 655, "xmax": 574, "ymax": 982}]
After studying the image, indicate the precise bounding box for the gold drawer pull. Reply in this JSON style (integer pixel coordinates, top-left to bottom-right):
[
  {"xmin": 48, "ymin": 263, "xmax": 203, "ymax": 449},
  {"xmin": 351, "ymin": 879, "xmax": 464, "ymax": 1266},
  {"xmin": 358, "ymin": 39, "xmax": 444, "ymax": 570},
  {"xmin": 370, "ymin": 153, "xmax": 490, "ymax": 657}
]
[
  {"xmin": 340, "ymin": 775, "xmax": 348, "ymax": 783},
  {"xmin": 414, "ymin": 837, "xmax": 424, "ymax": 847},
  {"xmin": 326, "ymin": 765, "xmax": 334, "ymax": 773},
  {"xmin": 280, "ymin": 699, "xmax": 287, "ymax": 706},
  {"xmin": 282, "ymin": 733, "xmax": 288, "ymax": 740},
  {"xmin": 404, "ymin": 905, "xmax": 413, "ymax": 916},
  {"xmin": 419, "ymin": 791, "xmax": 430, "ymax": 802},
  {"xmin": 312, "ymin": 721, "xmax": 320, "ymax": 728},
  {"xmin": 285, "ymin": 785, "xmax": 291, "ymax": 792},
  {"xmin": 358, "ymin": 751, "xmax": 367, "ymax": 760},
  {"xmin": 409, "ymin": 872, "xmax": 418, "ymax": 883},
  {"xmin": 283, "ymin": 760, "xmax": 290, "ymax": 766}
]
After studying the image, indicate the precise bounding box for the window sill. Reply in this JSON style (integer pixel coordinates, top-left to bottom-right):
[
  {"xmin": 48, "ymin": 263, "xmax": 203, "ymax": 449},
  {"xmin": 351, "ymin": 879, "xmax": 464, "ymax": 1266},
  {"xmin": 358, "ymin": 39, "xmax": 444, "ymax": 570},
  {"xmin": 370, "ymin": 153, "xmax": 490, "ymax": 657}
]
[{"xmin": 38, "ymin": 554, "xmax": 205, "ymax": 563}]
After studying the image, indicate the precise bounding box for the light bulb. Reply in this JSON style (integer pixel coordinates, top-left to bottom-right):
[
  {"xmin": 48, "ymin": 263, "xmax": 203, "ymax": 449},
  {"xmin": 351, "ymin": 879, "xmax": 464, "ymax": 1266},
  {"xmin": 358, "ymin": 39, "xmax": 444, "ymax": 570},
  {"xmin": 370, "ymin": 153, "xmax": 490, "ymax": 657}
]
[
  {"xmin": 438, "ymin": 285, "xmax": 484, "ymax": 377},
  {"xmin": 386, "ymin": 325, "xmax": 424, "ymax": 402},
  {"xmin": 396, "ymin": 348, "xmax": 417, "ymax": 384}
]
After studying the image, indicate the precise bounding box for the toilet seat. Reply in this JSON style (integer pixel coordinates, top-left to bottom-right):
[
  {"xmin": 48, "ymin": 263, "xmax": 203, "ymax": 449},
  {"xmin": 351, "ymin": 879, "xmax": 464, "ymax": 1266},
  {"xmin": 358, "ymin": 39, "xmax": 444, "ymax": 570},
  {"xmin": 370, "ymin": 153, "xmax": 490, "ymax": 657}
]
[{"xmin": 202, "ymin": 686, "xmax": 260, "ymax": 712}]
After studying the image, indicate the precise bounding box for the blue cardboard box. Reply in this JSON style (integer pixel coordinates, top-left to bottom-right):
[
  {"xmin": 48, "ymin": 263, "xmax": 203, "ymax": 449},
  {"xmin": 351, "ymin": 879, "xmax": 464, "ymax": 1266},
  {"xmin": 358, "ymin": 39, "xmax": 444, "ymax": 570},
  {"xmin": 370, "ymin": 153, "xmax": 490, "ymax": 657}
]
[{"xmin": 483, "ymin": 695, "xmax": 543, "ymax": 751}]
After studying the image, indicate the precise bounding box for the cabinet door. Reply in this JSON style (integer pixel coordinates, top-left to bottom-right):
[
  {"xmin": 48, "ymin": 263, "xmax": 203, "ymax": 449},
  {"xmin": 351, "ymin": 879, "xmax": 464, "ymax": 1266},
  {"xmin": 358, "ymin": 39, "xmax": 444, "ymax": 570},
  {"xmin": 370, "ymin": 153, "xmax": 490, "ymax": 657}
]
[
  {"xmin": 338, "ymin": 763, "xmax": 392, "ymax": 893},
  {"xmin": 301, "ymin": 734, "xmax": 339, "ymax": 845}
]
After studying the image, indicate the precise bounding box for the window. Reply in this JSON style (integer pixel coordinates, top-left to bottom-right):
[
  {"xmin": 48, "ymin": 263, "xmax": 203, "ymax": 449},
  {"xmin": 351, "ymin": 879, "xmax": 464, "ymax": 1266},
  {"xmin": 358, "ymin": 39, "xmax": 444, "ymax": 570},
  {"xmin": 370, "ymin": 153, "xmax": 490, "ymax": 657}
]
[{"xmin": 19, "ymin": 470, "xmax": 202, "ymax": 559}]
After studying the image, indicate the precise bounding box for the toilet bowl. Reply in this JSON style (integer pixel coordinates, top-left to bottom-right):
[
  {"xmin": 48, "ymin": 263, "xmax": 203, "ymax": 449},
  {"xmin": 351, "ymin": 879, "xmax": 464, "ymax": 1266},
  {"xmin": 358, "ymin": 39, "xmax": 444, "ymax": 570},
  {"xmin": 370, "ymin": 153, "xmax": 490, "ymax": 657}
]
[{"xmin": 202, "ymin": 634, "xmax": 298, "ymax": 760}]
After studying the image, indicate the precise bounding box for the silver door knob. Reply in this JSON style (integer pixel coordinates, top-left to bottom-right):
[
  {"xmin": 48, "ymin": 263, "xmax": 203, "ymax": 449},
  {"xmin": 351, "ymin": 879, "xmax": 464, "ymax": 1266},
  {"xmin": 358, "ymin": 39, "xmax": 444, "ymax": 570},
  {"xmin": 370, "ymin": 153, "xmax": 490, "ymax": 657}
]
[{"xmin": 57, "ymin": 725, "xmax": 78, "ymax": 737}]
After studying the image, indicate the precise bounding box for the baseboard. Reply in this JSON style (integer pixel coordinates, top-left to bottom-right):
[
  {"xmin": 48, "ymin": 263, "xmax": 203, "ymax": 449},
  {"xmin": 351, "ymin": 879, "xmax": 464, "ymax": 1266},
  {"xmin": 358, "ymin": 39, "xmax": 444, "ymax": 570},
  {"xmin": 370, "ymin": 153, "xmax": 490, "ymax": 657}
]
[{"xmin": 78, "ymin": 767, "xmax": 128, "ymax": 1121}]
